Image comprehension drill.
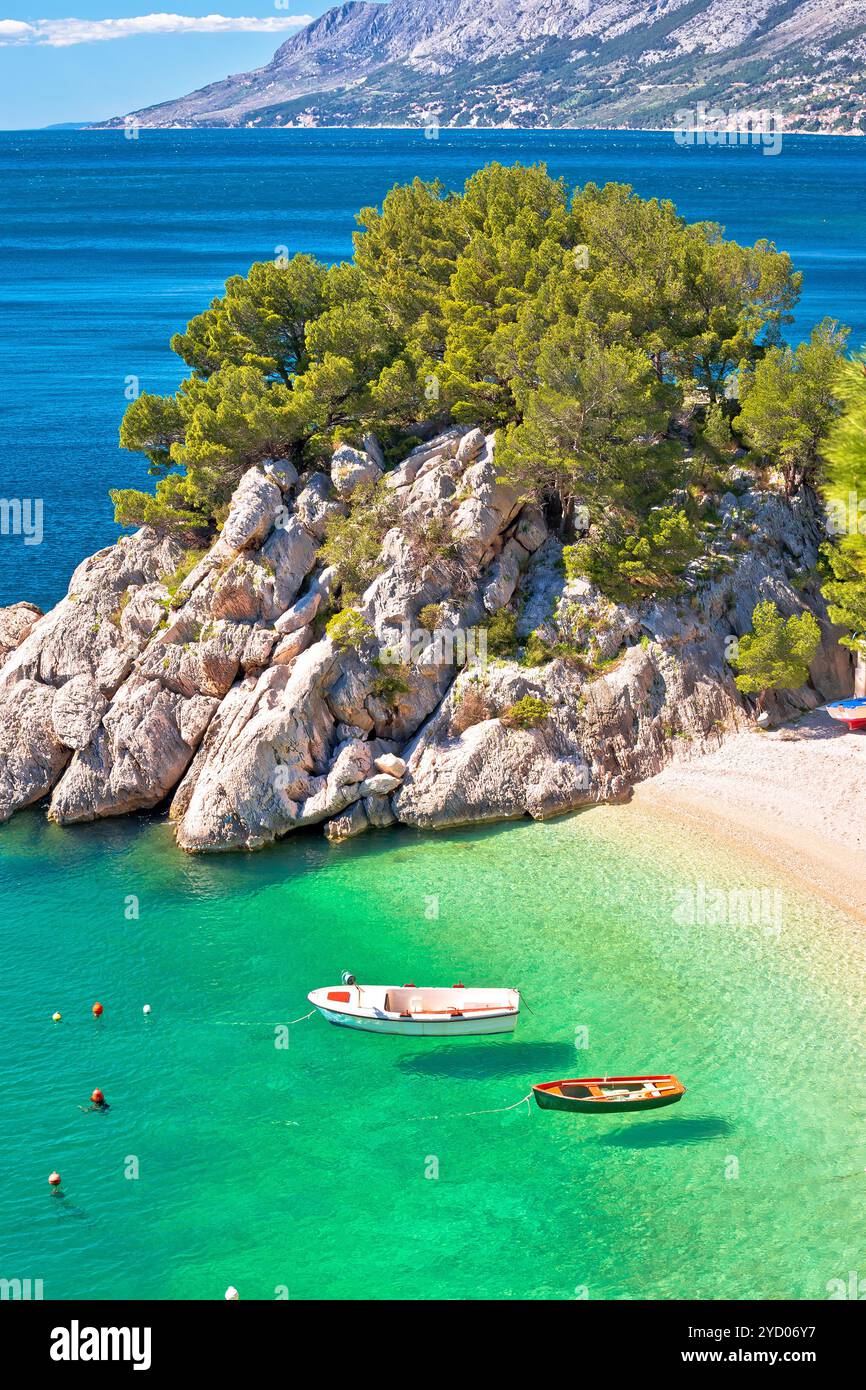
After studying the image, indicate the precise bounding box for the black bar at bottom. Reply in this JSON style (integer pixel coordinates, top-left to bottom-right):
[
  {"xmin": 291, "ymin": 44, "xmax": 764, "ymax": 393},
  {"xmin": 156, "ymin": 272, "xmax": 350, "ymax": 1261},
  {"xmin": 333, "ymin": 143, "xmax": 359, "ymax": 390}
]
[{"xmin": 2, "ymin": 1297, "xmax": 858, "ymax": 1374}]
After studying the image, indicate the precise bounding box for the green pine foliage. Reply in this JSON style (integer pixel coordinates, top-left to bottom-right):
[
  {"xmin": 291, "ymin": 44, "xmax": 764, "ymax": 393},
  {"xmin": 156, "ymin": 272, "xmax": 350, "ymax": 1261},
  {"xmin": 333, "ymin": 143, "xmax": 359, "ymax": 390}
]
[
  {"xmin": 701, "ymin": 402, "xmax": 736, "ymax": 454},
  {"xmin": 500, "ymin": 695, "xmax": 552, "ymax": 729},
  {"xmin": 564, "ymin": 508, "xmax": 702, "ymax": 600},
  {"xmin": 820, "ymin": 353, "xmax": 866, "ymax": 574},
  {"xmin": 737, "ymin": 320, "xmax": 848, "ymax": 494},
  {"xmin": 483, "ymin": 608, "xmax": 518, "ymax": 658},
  {"xmin": 113, "ymin": 164, "xmax": 806, "ymax": 543},
  {"xmin": 371, "ymin": 661, "xmax": 412, "ymax": 705},
  {"xmin": 732, "ymin": 601, "xmax": 821, "ymax": 699},
  {"xmin": 820, "ymin": 545, "xmax": 866, "ymax": 656},
  {"xmin": 325, "ymin": 608, "xmax": 374, "ymax": 653},
  {"xmin": 319, "ymin": 481, "xmax": 399, "ymax": 604}
]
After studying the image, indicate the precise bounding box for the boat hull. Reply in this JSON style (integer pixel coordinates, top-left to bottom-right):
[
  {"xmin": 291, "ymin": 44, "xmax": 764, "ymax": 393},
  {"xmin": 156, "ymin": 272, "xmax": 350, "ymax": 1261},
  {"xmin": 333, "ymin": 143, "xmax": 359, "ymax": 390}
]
[
  {"xmin": 533, "ymin": 1075, "xmax": 685, "ymax": 1114},
  {"xmin": 827, "ymin": 699, "xmax": 866, "ymax": 730},
  {"xmin": 533, "ymin": 1088, "xmax": 683, "ymax": 1114},
  {"xmin": 307, "ymin": 983, "xmax": 519, "ymax": 1037},
  {"xmin": 315, "ymin": 1005, "xmax": 518, "ymax": 1037}
]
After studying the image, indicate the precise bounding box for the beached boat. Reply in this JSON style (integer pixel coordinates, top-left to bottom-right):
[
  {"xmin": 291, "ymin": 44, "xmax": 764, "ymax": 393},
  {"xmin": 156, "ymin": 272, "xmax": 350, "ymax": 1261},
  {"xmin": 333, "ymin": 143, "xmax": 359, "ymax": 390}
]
[
  {"xmin": 307, "ymin": 981, "xmax": 520, "ymax": 1036},
  {"xmin": 533, "ymin": 1075, "xmax": 685, "ymax": 1114},
  {"xmin": 827, "ymin": 698, "xmax": 866, "ymax": 731}
]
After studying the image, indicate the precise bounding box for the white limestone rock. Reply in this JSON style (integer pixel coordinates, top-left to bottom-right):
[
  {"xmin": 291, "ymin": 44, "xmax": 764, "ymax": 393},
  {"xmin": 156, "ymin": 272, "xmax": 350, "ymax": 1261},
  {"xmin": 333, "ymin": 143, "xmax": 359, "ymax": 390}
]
[
  {"xmin": 295, "ymin": 473, "xmax": 342, "ymax": 539},
  {"xmin": 482, "ymin": 538, "xmax": 528, "ymax": 613},
  {"xmin": 0, "ymin": 602, "xmax": 42, "ymax": 660},
  {"xmin": 331, "ymin": 444, "xmax": 382, "ymax": 498},
  {"xmin": 0, "ymin": 527, "xmax": 183, "ymax": 822},
  {"xmin": 220, "ymin": 469, "xmax": 283, "ymax": 553},
  {"xmin": 51, "ymin": 675, "xmax": 108, "ymax": 751},
  {"xmin": 374, "ymin": 753, "xmax": 406, "ymax": 777},
  {"xmin": 359, "ymin": 772, "xmax": 401, "ymax": 796},
  {"xmin": 364, "ymin": 792, "xmax": 396, "ymax": 828},
  {"xmin": 363, "ymin": 432, "xmax": 385, "ymax": 469}
]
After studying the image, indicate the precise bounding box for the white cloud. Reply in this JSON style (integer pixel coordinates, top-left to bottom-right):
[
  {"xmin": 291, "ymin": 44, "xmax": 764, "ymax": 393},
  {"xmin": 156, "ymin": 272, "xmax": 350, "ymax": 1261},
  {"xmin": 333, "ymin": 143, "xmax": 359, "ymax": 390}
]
[{"xmin": 0, "ymin": 14, "xmax": 314, "ymax": 48}]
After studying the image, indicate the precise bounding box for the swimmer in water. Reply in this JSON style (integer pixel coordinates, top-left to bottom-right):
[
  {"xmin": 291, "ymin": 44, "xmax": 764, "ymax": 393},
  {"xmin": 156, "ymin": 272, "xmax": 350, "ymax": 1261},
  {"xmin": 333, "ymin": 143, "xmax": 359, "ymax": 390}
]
[{"xmin": 79, "ymin": 1089, "xmax": 110, "ymax": 1112}]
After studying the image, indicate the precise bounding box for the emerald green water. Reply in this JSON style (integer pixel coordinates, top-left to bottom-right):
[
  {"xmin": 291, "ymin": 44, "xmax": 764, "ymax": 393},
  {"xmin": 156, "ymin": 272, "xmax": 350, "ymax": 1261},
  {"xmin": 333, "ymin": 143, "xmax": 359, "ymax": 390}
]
[{"xmin": 1, "ymin": 803, "xmax": 864, "ymax": 1301}]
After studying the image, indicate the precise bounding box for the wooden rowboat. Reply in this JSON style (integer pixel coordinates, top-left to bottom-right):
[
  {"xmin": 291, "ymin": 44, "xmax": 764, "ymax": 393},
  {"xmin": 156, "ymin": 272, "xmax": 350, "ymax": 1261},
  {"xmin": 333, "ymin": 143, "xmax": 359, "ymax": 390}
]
[
  {"xmin": 533, "ymin": 1075, "xmax": 685, "ymax": 1114},
  {"xmin": 307, "ymin": 982, "xmax": 520, "ymax": 1036}
]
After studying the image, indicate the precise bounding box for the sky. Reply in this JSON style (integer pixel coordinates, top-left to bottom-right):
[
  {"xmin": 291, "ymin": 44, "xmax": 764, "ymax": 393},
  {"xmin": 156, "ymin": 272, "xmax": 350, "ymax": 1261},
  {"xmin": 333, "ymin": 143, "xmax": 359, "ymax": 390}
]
[{"xmin": 0, "ymin": 1, "xmax": 342, "ymax": 127}]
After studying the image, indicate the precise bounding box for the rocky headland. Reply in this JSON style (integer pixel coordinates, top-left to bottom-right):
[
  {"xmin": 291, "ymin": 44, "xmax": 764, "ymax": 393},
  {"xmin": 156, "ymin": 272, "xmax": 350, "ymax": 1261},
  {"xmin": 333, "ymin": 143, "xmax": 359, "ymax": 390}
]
[{"xmin": 0, "ymin": 427, "xmax": 850, "ymax": 853}]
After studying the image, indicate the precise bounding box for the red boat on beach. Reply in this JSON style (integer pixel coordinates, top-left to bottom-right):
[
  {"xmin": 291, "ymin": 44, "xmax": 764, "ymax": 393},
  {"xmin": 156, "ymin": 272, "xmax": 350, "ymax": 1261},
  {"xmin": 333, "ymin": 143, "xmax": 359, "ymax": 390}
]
[{"xmin": 827, "ymin": 699, "xmax": 866, "ymax": 731}]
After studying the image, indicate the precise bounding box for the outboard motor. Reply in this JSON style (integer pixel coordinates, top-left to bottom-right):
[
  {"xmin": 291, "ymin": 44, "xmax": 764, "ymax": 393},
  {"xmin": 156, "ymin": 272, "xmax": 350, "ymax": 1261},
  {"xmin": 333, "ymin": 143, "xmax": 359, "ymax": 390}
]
[{"xmin": 341, "ymin": 970, "xmax": 357, "ymax": 986}]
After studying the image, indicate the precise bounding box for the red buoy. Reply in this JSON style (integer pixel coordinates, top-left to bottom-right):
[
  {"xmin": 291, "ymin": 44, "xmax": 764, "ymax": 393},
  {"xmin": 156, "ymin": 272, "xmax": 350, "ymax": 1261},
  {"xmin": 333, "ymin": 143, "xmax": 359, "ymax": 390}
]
[
  {"xmin": 91, "ymin": 1089, "xmax": 104, "ymax": 1104},
  {"xmin": 48, "ymin": 1171, "xmax": 61, "ymax": 1188},
  {"xmin": 92, "ymin": 1002, "xmax": 103, "ymax": 1017}
]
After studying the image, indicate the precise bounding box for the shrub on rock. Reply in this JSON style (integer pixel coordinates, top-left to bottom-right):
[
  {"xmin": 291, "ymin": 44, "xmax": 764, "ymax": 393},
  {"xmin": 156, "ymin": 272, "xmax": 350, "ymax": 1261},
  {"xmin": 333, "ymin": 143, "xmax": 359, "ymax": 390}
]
[
  {"xmin": 500, "ymin": 695, "xmax": 552, "ymax": 730},
  {"xmin": 326, "ymin": 608, "xmax": 374, "ymax": 653}
]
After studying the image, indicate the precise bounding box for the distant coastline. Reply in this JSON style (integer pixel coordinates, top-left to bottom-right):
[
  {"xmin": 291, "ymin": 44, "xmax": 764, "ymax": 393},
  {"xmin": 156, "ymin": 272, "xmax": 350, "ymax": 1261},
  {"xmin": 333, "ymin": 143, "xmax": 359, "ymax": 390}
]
[{"xmin": 79, "ymin": 123, "xmax": 866, "ymax": 138}]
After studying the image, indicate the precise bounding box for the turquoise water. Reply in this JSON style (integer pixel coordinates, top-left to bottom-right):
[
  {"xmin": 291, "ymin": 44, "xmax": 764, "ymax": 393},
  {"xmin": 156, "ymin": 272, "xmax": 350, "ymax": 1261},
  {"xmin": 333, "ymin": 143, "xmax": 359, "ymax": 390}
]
[
  {"xmin": 1, "ymin": 128, "xmax": 865, "ymax": 609},
  {"xmin": 2, "ymin": 802, "xmax": 864, "ymax": 1301}
]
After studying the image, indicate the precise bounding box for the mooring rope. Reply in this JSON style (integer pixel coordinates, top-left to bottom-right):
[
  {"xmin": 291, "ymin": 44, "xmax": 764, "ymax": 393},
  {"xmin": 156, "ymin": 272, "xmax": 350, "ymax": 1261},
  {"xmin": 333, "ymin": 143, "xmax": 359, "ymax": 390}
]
[
  {"xmin": 412, "ymin": 1090, "xmax": 534, "ymax": 1122},
  {"xmin": 214, "ymin": 1008, "xmax": 317, "ymax": 1028},
  {"xmin": 268, "ymin": 1087, "xmax": 535, "ymax": 1130}
]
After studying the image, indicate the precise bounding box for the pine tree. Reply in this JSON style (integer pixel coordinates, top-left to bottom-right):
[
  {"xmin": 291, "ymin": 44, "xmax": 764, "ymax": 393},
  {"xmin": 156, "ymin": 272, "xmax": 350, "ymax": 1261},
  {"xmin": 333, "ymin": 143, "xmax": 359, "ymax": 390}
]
[
  {"xmin": 737, "ymin": 321, "xmax": 847, "ymax": 493},
  {"xmin": 732, "ymin": 601, "xmax": 821, "ymax": 706},
  {"xmin": 112, "ymin": 163, "xmax": 806, "ymax": 537},
  {"xmin": 820, "ymin": 545, "xmax": 866, "ymax": 657},
  {"xmin": 820, "ymin": 353, "xmax": 866, "ymax": 572}
]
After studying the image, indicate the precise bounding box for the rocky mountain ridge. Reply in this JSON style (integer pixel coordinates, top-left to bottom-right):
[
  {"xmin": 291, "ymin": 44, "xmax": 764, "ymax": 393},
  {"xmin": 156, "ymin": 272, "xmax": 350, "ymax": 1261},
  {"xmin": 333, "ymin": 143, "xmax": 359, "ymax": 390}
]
[
  {"xmin": 0, "ymin": 427, "xmax": 850, "ymax": 853},
  {"xmin": 98, "ymin": 0, "xmax": 866, "ymax": 133}
]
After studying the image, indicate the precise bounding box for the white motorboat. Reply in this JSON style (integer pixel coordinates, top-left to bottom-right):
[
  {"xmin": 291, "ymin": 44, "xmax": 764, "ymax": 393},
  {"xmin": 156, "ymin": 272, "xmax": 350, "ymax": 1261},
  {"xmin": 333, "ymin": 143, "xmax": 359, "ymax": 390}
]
[{"xmin": 307, "ymin": 979, "xmax": 520, "ymax": 1036}]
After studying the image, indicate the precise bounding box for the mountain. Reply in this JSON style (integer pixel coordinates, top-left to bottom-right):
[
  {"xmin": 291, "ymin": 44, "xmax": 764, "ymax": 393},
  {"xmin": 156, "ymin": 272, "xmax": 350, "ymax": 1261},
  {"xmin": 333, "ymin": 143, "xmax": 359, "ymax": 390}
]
[{"xmin": 99, "ymin": 0, "xmax": 866, "ymax": 133}]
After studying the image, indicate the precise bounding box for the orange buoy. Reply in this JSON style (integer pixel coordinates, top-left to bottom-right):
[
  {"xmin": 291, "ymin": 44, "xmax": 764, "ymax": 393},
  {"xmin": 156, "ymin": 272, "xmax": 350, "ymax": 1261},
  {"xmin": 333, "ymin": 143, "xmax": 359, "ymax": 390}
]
[
  {"xmin": 91, "ymin": 1089, "xmax": 104, "ymax": 1104},
  {"xmin": 92, "ymin": 1002, "xmax": 103, "ymax": 1017},
  {"xmin": 48, "ymin": 1171, "xmax": 61, "ymax": 1188}
]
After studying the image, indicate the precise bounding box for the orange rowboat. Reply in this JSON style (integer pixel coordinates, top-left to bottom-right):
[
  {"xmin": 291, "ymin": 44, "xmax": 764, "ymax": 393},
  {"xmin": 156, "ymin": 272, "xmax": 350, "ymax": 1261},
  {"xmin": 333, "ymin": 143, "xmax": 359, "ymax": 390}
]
[{"xmin": 533, "ymin": 1075, "xmax": 685, "ymax": 1114}]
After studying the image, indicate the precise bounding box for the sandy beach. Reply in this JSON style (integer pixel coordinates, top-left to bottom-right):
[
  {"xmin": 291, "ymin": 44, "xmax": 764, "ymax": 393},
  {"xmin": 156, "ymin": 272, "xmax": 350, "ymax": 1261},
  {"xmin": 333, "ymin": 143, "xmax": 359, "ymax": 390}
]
[{"xmin": 634, "ymin": 709, "xmax": 866, "ymax": 923}]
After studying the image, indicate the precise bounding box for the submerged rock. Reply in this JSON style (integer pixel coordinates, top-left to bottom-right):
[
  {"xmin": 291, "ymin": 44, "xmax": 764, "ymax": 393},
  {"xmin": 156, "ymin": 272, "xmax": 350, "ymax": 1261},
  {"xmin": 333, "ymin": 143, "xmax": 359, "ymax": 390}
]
[{"xmin": 325, "ymin": 801, "xmax": 369, "ymax": 842}]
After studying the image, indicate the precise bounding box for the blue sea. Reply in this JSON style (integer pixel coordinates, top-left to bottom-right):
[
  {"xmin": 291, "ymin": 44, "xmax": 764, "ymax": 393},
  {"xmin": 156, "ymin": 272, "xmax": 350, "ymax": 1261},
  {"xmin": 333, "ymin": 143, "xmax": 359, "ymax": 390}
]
[{"xmin": 1, "ymin": 128, "xmax": 865, "ymax": 609}]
